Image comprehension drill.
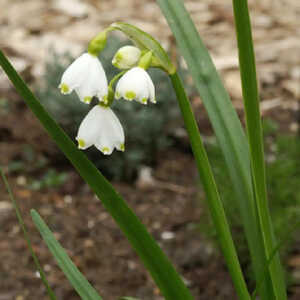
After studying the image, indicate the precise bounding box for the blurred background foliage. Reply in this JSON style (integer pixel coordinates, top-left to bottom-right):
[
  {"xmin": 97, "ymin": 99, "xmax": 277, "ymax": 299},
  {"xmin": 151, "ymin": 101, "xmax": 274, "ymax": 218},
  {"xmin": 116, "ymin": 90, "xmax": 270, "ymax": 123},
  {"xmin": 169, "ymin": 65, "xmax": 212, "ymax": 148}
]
[{"xmin": 199, "ymin": 118, "xmax": 300, "ymax": 283}]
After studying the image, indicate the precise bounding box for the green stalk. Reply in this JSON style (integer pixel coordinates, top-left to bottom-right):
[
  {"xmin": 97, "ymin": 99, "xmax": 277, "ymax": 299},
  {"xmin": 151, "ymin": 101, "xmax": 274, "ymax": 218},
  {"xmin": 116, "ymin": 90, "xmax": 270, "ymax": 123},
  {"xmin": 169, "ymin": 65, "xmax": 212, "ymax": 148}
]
[
  {"xmin": 0, "ymin": 168, "xmax": 57, "ymax": 300},
  {"xmin": 170, "ymin": 73, "xmax": 250, "ymax": 300},
  {"xmin": 0, "ymin": 49, "xmax": 193, "ymax": 300},
  {"xmin": 232, "ymin": 1, "xmax": 287, "ymax": 299}
]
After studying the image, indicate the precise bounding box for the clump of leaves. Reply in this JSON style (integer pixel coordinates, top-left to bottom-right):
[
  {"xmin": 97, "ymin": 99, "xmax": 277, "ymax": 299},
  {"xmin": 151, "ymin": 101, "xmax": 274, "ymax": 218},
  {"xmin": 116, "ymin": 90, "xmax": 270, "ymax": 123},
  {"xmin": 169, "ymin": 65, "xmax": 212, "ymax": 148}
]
[
  {"xmin": 29, "ymin": 169, "xmax": 68, "ymax": 190},
  {"xmin": 36, "ymin": 35, "xmax": 191, "ymax": 181}
]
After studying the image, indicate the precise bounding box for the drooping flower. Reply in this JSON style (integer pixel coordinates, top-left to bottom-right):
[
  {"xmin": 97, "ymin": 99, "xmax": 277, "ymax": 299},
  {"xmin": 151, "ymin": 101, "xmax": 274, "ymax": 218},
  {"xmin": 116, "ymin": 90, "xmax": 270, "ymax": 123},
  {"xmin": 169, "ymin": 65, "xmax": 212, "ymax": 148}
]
[
  {"xmin": 112, "ymin": 46, "xmax": 141, "ymax": 69},
  {"xmin": 59, "ymin": 53, "xmax": 108, "ymax": 104},
  {"xmin": 76, "ymin": 104, "xmax": 125, "ymax": 155},
  {"xmin": 115, "ymin": 67, "xmax": 155, "ymax": 105}
]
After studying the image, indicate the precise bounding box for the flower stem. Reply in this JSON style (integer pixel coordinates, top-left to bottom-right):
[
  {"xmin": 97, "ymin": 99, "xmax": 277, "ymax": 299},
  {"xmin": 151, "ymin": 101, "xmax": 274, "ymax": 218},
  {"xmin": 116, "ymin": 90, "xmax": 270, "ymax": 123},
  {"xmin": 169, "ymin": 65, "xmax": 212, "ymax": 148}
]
[
  {"xmin": 101, "ymin": 71, "xmax": 127, "ymax": 107},
  {"xmin": 170, "ymin": 72, "xmax": 251, "ymax": 300},
  {"xmin": 109, "ymin": 70, "xmax": 127, "ymax": 88}
]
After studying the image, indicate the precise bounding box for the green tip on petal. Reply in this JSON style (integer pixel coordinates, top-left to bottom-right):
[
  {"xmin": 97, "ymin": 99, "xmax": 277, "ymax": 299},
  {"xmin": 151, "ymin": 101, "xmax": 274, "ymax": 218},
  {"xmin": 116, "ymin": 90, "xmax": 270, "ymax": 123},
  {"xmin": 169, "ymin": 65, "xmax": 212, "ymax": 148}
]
[
  {"xmin": 60, "ymin": 83, "xmax": 69, "ymax": 94},
  {"xmin": 115, "ymin": 92, "xmax": 121, "ymax": 99},
  {"xmin": 125, "ymin": 91, "xmax": 136, "ymax": 100},
  {"xmin": 102, "ymin": 147, "xmax": 110, "ymax": 154},
  {"xmin": 77, "ymin": 139, "xmax": 85, "ymax": 148},
  {"xmin": 83, "ymin": 96, "xmax": 92, "ymax": 104},
  {"xmin": 112, "ymin": 52, "xmax": 123, "ymax": 67},
  {"xmin": 119, "ymin": 143, "xmax": 125, "ymax": 152},
  {"xmin": 141, "ymin": 98, "xmax": 148, "ymax": 104},
  {"xmin": 102, "ymin": 95, "xmax": 108, "ymax": 104},
  {"xmin": 115, "ymin": 52, "xmax": 123, "ymax": 61}
]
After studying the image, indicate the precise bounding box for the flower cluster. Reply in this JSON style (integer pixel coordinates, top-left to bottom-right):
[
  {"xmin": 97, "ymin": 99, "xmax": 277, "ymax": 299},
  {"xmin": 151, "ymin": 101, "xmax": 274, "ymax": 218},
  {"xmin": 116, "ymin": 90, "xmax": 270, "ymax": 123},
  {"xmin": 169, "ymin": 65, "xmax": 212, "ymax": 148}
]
[{"xmin": 59, "ymin": 45, "xmax": 155, "ymax": 155}]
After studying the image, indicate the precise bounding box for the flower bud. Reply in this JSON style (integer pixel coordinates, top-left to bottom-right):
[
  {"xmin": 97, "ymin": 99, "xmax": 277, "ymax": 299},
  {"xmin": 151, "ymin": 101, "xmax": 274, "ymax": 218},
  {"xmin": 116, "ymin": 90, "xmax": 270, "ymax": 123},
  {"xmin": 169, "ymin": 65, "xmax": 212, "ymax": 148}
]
[{"xmin": 112, "ymin": 46, "xmax": 141, "ymax": 69}]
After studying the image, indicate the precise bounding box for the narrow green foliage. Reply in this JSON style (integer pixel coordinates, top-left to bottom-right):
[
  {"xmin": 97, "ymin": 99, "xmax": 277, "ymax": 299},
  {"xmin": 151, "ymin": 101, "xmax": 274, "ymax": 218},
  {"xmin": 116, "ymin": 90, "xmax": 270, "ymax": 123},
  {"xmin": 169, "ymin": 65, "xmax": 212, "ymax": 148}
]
[
  {"xmin": 231, "ymin": 1, "xmax": 286, "ymax": 299},
  {"xmin": 31, "ymin": 209, "xmax": 102, "ymax": 300},
  {"xmin": 0, "ymin": 49, "xmax": 193, "ymax": 300},
  {"xmin": 201, "ymin": 123, "xmax": 300, "ymax": 269},
  {"xmin": 156, "ymin": 0, "xmax": 273, "ymax": 298},
  {"xmin": 0, "ymin": 167, "xmax": 57, "ymax": 300},
  {"xmin": 170, "ymin": 73, "xmax": 250, "ymax": 300},
  {"xmin": 252, "ymin": 219, "xmax": 300, "ymax": 299},
  {"xmin": 119, "ymin": 298, "xmax": 140, "ymax": 300}
]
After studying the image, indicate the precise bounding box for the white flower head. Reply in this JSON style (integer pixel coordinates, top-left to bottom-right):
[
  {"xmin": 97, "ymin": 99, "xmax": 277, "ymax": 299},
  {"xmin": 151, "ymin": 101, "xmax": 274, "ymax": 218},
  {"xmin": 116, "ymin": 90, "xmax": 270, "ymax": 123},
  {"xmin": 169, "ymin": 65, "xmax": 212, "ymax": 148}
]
[
  {"xmin": 112, "ymin": 46, "xmax": 141, "ymax": 69},
  {"xmin": 115, "ymin": 67, "xmax": 155, "ymax": 105},
  {"xmin": 59, "ymin": 53, "xmax": 108, "ymax": 104},
  {"xmin": 76, "ymin": 105, "xmax": 125, "ymax": 155}
]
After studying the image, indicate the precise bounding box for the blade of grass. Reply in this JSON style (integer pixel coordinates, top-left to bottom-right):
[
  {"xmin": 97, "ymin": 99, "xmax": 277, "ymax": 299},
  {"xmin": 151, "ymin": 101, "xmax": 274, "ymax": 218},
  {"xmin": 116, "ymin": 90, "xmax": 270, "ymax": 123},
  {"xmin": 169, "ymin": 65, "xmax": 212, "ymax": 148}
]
[
  {"xmin": 0, "ymin": 167, "xmax": 57, "ymax": 300},
  {"xmin": 170, "ymin": 73, "xmax": 250, "ymax": 300},
  {"xmin": 0, "ymin": 49, "xmax": 193, "ymax": 300},
  {"xmin": 252, "ymin": 219, "xmax": 300, "ymax": 299},
  {"xmin": 156, "ymin": 0, "xmax": 273, "ymax": 298},
  {"xmin": 31, "ymin": 209, "xmax": 102, "ymax": 300},
  {"xmin": 232, "ymin": 1, "xmax": 286, "ymax": 299}
]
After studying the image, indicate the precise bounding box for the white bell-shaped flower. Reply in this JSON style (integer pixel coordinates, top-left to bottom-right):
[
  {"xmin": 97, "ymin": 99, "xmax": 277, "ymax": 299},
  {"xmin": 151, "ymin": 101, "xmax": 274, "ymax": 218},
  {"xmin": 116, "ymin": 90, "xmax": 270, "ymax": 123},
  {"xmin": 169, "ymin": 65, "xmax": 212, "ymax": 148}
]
[
  {"xmin": 59, "ymin": 53, "xmax": 108, "ymax": 104},
  {"xmin": 115, "ymin": 67, "xmax": 155, "ymax": 105},
  {"xmin": 76, "ymin": 105, "xmax": 125, "ymax": 155},
  {"xmin": 112, "ymin": 46, "xmax": 141, "ymax": 69}
]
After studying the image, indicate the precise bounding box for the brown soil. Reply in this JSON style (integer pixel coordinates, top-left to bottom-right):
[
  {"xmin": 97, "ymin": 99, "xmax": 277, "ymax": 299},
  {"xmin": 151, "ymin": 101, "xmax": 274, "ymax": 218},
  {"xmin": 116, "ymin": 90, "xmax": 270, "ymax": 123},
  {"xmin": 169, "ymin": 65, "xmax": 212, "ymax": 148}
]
[{"xmin": 0, "ymin": 90, "xmax": 237, "ymax": 300}]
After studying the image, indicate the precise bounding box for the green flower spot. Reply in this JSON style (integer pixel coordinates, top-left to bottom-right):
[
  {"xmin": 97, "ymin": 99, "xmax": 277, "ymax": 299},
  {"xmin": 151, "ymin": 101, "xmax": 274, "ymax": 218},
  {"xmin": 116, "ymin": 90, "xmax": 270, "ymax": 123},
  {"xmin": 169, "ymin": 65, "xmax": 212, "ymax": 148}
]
[
  {"xmin": 60, "ymin": 83, "xmax": 69, "ymax": 94},
  {"xmin": 83, "ymin": 96, "xmax": 92, "ymax": 104},
  {"xmin": 115, "ymin": 91, "xmax": 121, "ymax": 99},
  {"xmin": 102, "ymin": 95, "xmax": 108, "ymax": 104},
  {"xmin": 77, "ymin": 139, "xmax": 85, "ymax": 148},
  {"xmin": 116, "ymin": 52, "xmax": 123, "ymax": 61},
  {"xmin": 141, "ymin": 98, "xmax": 147, "ymax": 104},
  {"xmin": 120, "ymin": 143, "xmax": 125, "ymax": 151},
  {"xmin": 125, "ymin": 91, "xmax": 136, "ymax": 100},
  {"xmin": 112, "ymin": 53, "xmax": 123, "ymax": 68},
  {"xmin": 102, "ymin": 147, "xmax": 110, "ymax": 154}
]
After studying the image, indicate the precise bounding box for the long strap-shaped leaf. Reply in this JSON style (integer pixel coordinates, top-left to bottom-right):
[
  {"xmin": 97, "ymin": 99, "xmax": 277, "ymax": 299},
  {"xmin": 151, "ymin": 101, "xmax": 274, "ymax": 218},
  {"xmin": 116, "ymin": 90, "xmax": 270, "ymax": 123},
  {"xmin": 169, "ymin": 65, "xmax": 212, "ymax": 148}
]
[
  {"xmin": 155, "ymin": 0, "xmax": 275, "ymax": 298},
  {"xmin": 31, "ymin": 209, "xmax": 102, "ymax": 300},
  {"xmin": 0, "ymin": 49, "xmax": 193, "ymax": 300},
  {"xmin": 170, "ymin": 73, "xmax": 250, "ymax": 300},
  {"xmin": 232, "ymin": 1, "xmax": 287, "ymax": 299}
]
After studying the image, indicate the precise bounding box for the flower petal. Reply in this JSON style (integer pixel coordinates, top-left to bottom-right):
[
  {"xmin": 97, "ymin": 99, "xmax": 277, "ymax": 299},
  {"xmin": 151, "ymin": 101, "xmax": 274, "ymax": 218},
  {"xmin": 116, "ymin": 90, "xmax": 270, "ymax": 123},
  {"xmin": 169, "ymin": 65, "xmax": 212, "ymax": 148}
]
[
  {"xmin": 59, "ymin": 53, "xmax": 108, "ymax": 103},
  {"xmin": 59, "ymin": 53, "xmax": 91, "ymax": 94},
  {"xmin": 76, "ymin": 105, "xmax": 103, "ymax": 149}
]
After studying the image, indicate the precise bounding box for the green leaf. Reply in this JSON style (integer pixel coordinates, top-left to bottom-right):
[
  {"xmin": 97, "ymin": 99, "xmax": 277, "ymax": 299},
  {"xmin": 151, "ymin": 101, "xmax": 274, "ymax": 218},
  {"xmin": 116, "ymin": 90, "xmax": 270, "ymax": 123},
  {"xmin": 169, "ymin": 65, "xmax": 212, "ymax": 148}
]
[
  {"xmin": 252, "ymin": 220, "xmax": 300, "ymax": 299},
  {"xmin": 109, "ymin": 22, "xmax": 175, "ymax": 74},
  {"xmin": 232, "ymin": 1, "xmax": 287, "ymax": 299},
  {"xmin": 0, "ymin": 167, "xmax": 57, "ymax": 300},
  {"xmin": 170, "ymin": 73, "xmax": 250, "ymax": 299},
  {"xmin": 155, "ymin": 0, "xmax": 276, "ymax": 298},
  {"xmin": 0, "ymin": 49, "xmax": 193, "ymax": 300},
  {"xmin": 31, "ymin": 209, "xmax": 102, "ymax": 300}
]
